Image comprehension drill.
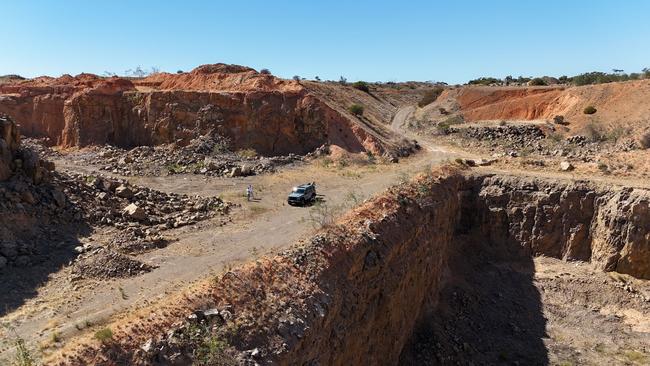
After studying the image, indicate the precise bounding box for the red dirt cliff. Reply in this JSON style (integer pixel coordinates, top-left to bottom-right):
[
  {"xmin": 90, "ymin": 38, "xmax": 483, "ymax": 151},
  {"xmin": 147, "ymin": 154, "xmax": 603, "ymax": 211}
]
[{"xmin": 0, "ymin": 64, "xmax": 402, "ymax": 156}]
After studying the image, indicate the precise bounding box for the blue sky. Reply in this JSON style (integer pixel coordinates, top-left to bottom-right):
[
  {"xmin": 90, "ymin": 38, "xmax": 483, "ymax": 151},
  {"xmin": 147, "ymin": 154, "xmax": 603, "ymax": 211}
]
[{"xmin": 1, "ymin": 0, "xmax": 649, "ymax": 84}]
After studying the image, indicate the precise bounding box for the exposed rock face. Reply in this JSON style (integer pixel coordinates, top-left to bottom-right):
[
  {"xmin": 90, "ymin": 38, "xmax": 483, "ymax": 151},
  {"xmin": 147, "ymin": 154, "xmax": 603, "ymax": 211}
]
[
  {"xmin": 0, "ymin": 114, "xmax": 52, "ymax": 183},
  {"xmin": 463, "ymin": 174, "xmax": 650, "ymax": 278},
  {"xmin": 0, "ymin": 64, "xmax": 395, "ymax": 156},
  {"xmin": 0, "ymin": 114, "xmax": 20, "ymax": 180},
  {"xmin": 52, "ymin": 169, "xmax": 650, "ymax": 365}
]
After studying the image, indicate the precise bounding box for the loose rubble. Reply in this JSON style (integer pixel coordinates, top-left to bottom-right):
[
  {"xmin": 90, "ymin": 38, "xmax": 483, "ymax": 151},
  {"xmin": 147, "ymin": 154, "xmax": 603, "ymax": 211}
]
[{"xmin": 64, "ymin": 133, "xmax": 306, "ymax": 177}]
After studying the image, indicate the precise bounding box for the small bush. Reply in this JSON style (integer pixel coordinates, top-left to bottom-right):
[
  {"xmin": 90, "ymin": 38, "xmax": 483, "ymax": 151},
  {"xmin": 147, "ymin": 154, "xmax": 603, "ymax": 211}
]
[
  {"xmin": 553, "ymin": 115, "xmax": 567, "ymax": 125},
  {"xmin": 418, "ymin": 86, "xmax": 444, "ymax": 107},
  {"xmin": 308, "ymin": 202, "xmax": 341, "ymax": 228},
  {"xmin": 349, "ymin": 104, "xmax": 364, "ymax": 116},
  {"xmin": 259, "ymin": 68, "xmax": 271, "ymax": 75},
  {"xmin": 529, "ymin": 77, "xmax": 547, "ymax": 86},
  {"xmin": 583, "ymin": 106, "xmax": 597, "ymax": 114},
  {"xmin": 498, "ymin": 120, "xmax": 507, "ymax": 126},
  {"xmin": 94, "ymin": 328, "xmax": 113, "ymax": 343},
  {"xmin": 583, "ymin": 122, "xmax": 605, "ymax": 142},
  {"xmin": 352, "ymin": 81, "xmax": 370, "ymax": 93},
  {"xmin": 547, "ymin": 132, "xmax": 563, "ymax": 142},
  {"xmin": 292, "ymin": 75, "xmax": 301, "ymax": 81},
  {"xmin": 13, "ymin": 335, "xmax": 35, "ymax": 366},
  {"xmin": 639, "ymin": 132, "xmax": 650, "ymax": 149},
  {"xmin": 236, "ymin": 148, "xmax": 257, "ymax": 158}
]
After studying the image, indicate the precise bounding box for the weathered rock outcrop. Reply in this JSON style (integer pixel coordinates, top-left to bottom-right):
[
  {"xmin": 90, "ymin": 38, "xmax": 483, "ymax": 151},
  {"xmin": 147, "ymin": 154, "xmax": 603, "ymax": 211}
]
[
  {"xmin": 0, "ymin": 114, "xmax": 52, "ymax": 183},
  {"xmin": 0, "ymin": 64, "xmax": 406, "ymax": 156},
  {"xmin": 0, "ymin": 114, "xmax": 20, "ymax": 180},
  {"xmin": 462, "ymin": 174, "xmax": 650, "ymax": 279},
  {"xmin": 50, "ymin": 168, "xmax": 650, "ymax": 365}
]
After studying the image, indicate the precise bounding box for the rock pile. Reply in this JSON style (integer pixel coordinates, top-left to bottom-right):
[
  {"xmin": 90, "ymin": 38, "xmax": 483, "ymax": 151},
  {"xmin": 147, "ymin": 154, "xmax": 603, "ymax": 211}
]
[
  {"xmin": 455, "ymin": 125, "xmax": 546, "ymax": 145},
  {"xmin": 68, "ymin": 134, "xmax": 303, "ymax": 177},
  {"xmin": 71, "ymin": 249, "xmax": 156, "ymax": 279},
  {"xmin": 61, "ymin": 173, "xmax": 231, "ymax": 229}
]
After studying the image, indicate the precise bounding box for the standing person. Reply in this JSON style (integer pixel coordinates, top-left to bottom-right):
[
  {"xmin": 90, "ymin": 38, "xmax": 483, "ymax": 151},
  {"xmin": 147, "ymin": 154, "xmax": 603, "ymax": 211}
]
[{"xmin": 247, "ymin": 184, "xmax": 253, "ymax": 201}]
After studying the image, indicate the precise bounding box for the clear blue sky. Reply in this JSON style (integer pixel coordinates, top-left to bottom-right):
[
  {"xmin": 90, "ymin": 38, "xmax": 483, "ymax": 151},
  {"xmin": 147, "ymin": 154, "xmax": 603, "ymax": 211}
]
[{"xmin": 2, "ymin": 0, "xmax": 649, "ymax": 84}]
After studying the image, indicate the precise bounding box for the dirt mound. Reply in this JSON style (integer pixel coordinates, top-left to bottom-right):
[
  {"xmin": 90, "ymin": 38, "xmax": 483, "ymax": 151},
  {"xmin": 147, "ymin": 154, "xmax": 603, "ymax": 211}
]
[
  {"xmin": 421, "ymin": 80, "xmax": 650, "ymax": 135},
  {"xmin": 139, "ymin": 63, "xmax": 302, "ymax": 92},
  {"xmin": 71, "ymin": 249, "xmax": 155, "ymax": 279}
]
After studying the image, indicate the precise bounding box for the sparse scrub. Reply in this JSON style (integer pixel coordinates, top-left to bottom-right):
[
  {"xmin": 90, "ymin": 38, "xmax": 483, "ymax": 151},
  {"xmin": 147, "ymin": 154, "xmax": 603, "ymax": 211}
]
[
  {"xmin": 51, "ymin": 331, "xmax": 62, "ymax": 343},
  {"xmin": 352, "ymin": 81, "xmax": 370, "ymax": 93},
  {"xmin": 12, "ymin": 334, "xmax": 35, "ymax": 366},
  {"xmin": 529, "ymin": 77, "xmax": 547, "ymax": 86},
  {"xmin": 308, "ymin": 202, "xmax": 341, "ymax": 228},
  {"xmin": 547, "ymin": 131, "xmax": 563, "ymax": 143},
  {"xmin": 606, "ymin": 126, "xmax": 628, "ymax": 143},
  {"xmin": 638, "ymin": 131, "xmax": 650, "ymax": 149},
  {"xmin": 436, "ymin": 115, "xmax": 463, "ymax": 134},
  {"xmin": 236, "ymin": 148, "xmax": 257, "ymax": 158},
  {"xmin": 583, "ymin": 106, "xmax": 597, "ymax": 115},
  {"xmin": 259, "ymin": 68, "xmax": 271, "ymax": 75},
  {"xmin": 167, "ymin": 163, "xmax": 185, "ymax": 174},
  {"xmin": 418, "ymin": 86, "xmax": 444, "ymax": 107},
  {"xmin": 348, "ymin": 104, "xmax": 364, "ymax": 116},
  {"xmin": 583, "ymin": 122, "xmax": 605, "ymax": 142},
  {"xmin": 467, "ymin": 77, "xmax": 502, "ymax": 85},
  {"xmin": 94, "ymin": 327, "xmax": 113, "ymax": 343},
  {"xmin": 184, "ymin": 323, "xmax": 234, "ymax": 366}
]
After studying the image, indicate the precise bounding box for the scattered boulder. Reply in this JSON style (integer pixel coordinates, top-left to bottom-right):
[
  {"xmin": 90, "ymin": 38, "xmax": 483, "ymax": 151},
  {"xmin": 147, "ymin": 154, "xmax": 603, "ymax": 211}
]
[
  {"xmin": 123, "ymin": 203, "xmax": 146, "ymax": 221},
  {"xmin": 115, "ymin": 184, "xmax": 134, "ymax": 198},
  {"xmin": 560, "ymin": 161, "xmax": 575, "ymax": 171},
  {"xmin": 230, "ymin": 166, "xmax": 243, "ymax": 177}
]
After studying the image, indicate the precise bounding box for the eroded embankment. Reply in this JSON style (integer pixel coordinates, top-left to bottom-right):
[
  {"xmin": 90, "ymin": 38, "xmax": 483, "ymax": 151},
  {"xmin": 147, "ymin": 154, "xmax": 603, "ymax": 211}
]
[{"xmin": 51, "ymin": 168, "xmax": 650, "ymax": 365}]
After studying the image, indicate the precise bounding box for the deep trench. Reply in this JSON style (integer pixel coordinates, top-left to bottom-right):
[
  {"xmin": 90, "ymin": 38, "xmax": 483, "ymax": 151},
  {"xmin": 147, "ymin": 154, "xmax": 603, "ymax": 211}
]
[{"xmin": 395, "ymin": 174, "xmax": 650, "ymax": 365}]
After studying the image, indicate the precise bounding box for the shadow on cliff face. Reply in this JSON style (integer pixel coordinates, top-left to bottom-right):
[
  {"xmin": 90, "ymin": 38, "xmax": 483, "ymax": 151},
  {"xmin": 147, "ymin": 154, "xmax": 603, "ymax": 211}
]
[{"xmin": 399, "ymin": 235, "xmax": 548, "ymax": 365}]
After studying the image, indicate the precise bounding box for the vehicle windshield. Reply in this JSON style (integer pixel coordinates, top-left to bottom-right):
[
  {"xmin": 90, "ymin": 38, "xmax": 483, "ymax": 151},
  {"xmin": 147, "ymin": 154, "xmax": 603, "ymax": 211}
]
[{"xmin": 295, "ymin": 188, "xmax": 306, "ymax": 193}]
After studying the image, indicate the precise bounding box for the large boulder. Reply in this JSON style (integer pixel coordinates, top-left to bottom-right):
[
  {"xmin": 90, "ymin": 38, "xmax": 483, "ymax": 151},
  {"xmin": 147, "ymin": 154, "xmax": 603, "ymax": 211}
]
[{"xmin": 123, "ymin": 203, "xmax": 146, "ymax": 221}]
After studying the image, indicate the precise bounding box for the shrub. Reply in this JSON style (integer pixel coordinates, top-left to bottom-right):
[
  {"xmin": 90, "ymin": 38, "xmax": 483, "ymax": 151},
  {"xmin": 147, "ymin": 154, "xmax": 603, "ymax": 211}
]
[
  {"xmin": 418, "ymin": 86, "xmax": 444, "ymax": 107},
  {"xmin": 583, "ymin": 122, "xmax": 605, "ymax": 142},
  {"xmin": 292, "ymin": 75, "xmax": 301, "ymax": 81},
  {"xmin": 529, "ymin": 77, "xmax": 547, "ymax": 86},
  {"xmin": 308, "ymin": 202, "xmax": 341, "ymax": 228},
  {"xmin": 467, "ymin": 77, "xmax": 502, "ymax": 85},
  {"xmin": 338, "ymin": 76, "xmax": 347, "ymax": 85},
  {"xmin": 176, "ymin": 70, "xmax": 184, "ymax": 74},
  {"xmin": 583, "ymin": 106, "xmax": 597, "ymax": 115},
  {"xmin": 236, "ymin": 148, "xmax": 257, "ymax": 158},
  {"xmin": 638, "ymin": 132, "xmax": 650, "ymax": 149},
  {"xmin": 259, "ymin": 68, "xmax": 271, "ymax": 75},
  {"xmin": 352, "ymin": 81, "xmax": 370, "ymax": 93},
  {"xmin": 348, "ymin": 104, "xmax": 364, "ymax": 116},
  {"xmin": 13, "ymin": 335, "xmax": 35, "ymax": 366},
  {"xmin": 94, "ymin": 328, "xmax": 113, "ymax": 343}
]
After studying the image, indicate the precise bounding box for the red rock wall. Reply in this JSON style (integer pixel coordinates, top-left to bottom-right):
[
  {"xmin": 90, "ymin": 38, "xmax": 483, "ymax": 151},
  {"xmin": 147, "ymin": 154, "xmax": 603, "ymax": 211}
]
[{"xmin": 1, "ymin": 88, "xmax": 381, "ymax": 156}]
